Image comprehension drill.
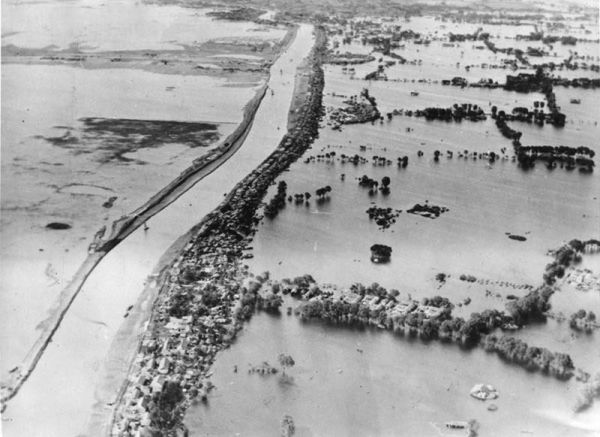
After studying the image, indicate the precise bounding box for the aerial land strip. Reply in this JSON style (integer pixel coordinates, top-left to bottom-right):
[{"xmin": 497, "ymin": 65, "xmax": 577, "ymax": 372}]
[
  {"xmin": 0, "ymin": 25, "xmax": 298, "ymax": 411},
  {"xmin": 109, "ymin": 26, "xmax": 327, "ymax": 436}
]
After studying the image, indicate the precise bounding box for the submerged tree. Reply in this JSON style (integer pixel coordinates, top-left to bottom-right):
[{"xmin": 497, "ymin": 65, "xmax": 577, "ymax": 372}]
[
  {"xmin": 370, "ymin": 244, "xmax": 392, "ymax": 263},
  {"xmin": 278, "ymin": 354, "xmax": 295, "ymax": 374},
  {"xmin": 281, "ymin": 414, "xmax": 296, "ymax": 437}
]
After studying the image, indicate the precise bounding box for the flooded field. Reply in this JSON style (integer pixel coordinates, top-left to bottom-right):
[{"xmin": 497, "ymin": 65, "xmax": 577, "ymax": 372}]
[
  {"xmin": 0, "ymin": 18, "xmax": 314, "ymax": 436},
  {"xmin": 2, "ymin": 0, "xmax": 599, "ymax": 436},
  {"xmin": 186, "ymin": 304, "xmax": 600, "ymax": 436},
  {"xmin": 246, "ymin": 76, "xmax": 599, "ymax": 292},
  {"xmin": 0, "ymin": 0, "xmax": 286, "ymax": 404},
  {"xmin": 1, "ymin": 0, "xmax": 286, "ymax": 51},
  {"xmin": 191, "ymin": 8, "xmax": 600, "ymax": 437},
  {"xmin": 0, "ymin": 63, "xmax": 254, "ymax": 376}
]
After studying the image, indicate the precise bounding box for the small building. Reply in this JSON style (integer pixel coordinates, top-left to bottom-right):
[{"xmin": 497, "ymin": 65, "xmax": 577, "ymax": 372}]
[
  {"xmin": 157, "ymin": 357, "xmax": 171, "ymax": 374},
  {"xmin": 150, "ymin": 375, "xmax": 166, "ymax": 393}
]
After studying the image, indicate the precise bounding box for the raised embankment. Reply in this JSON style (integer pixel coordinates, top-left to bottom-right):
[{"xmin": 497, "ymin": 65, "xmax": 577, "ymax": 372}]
[
  {"xmin": 109, "ymin": 25, "xmax": 327, "ymax": 435},
  {"xmin": 0, "ymin": 26, "xmax": 298, "ymax": 410}
]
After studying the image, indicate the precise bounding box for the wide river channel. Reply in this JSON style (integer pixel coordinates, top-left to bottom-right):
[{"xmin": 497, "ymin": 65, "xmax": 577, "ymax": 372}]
[{"xmin": 2, "ymin": 23, "xmax": 315, "ymax": 437}]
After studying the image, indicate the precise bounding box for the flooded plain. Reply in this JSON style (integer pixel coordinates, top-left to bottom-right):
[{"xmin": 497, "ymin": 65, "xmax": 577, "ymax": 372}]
[
  {"xmin": 0, "ymin": 18, "xmax": 314, "ymax": 436},
  {"xmin": 189, "ymin": 12, "xmax": 600, "ymax": 437},
  {"xmin": 1, "ymin": 0, "xmax": 285, "ymax": 51},
  {"xmin": 1, "ymin": 1, "xmax": 599, "ymax": 436},
  {"xmin": 186, "ymin": 304, "xmax": 600, "ymax": 436},
  {"xmin": 0, "ymin": 0, "xmax": 290, "ymax": 382}
]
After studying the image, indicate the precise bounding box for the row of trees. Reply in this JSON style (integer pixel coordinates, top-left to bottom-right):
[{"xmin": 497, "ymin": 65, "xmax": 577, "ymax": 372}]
[
  {"xmin": 315, "ymin": 185, "xmax": 332, "ymax": 198},
  {"xmin": 264, "ymin": 181, "xmax": 288, "ymax": 219},
  {"xmin": 276, "ymin": 264, "xmax": 580, "ymax": 379},
  {"xmin": 295, "ymin": 288, "xmax": 575, "ymax": 379},
  {"xmin": 481, "ymin": 335, "xmax": 575, "ymax": 379},
  {"xmin": 358, "ymin": 175, "xmax": 391, "ymax": 195},
  {"xmin": 407, "ymin": 104, "xmax": 487, "ymax": 122}
]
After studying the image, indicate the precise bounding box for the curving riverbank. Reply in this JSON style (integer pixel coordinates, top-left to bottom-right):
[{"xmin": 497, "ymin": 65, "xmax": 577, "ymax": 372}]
[{"xmin": 0, "ymin": 26, "xmax": 298, "ymax": 412}]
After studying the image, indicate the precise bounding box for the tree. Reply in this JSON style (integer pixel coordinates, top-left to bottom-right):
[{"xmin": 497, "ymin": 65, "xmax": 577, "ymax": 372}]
[
  {"xmin": 151, "ymin": 380, "xmax": 184, "ymax": 429},
  {"xmin": 281, "ymin": 415, "xmax": 296, "ymax": 437},
  {"xmin": 370, "ymin": 244, "xmax": 392, "ymax": 263},
  {"xmin": 278, "ymin": 354, "xmax": 295, "ymax": 374},
  {"xmin": 261, "ymin": 293, "xmax": 283, "ymax": 313}
]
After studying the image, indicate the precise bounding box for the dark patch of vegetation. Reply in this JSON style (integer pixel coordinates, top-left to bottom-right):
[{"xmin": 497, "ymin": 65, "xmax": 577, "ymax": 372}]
[
  {"xmin": 44, "ymin": 118, "xmax": 221, "ymax": 163},
  {"xmin": 406, "ymin": 203, "xmax": 449, "ymax": 219},
  {"xmin": 459, "ymin": 274, "xmax": 477, "ymax": 283},
  {"xmin": 264, "ymin": 181, "xmax": 288, "ymax": 219},
  {"xmin": 514, "ymin": 145, "xmax": 595, "ymax": 172},
  {"xmin": 289, "ymin": 277, "xmax": 573, "ymax": 379},
  {"xmin": 41, "ymin": 130, "xmax": 80, "ymax": 146},
  {"xmin": 481, "ymin": 335, "xmax": 575, "ymax": 379},
  {"xmin": 102, "ymin": 196, "xmax": 118, "ymax": 208},
  {"xmin": 370, "ymin": 244, "xmax": 392, "ymax": 263},
  {"xmin": 207, "ymin": 7, "xmax": 266, "ymax": 21},
  {"xmin": 542, "ymin": 239, "xmax": 599, "ymax": 285},
  {"xmin": 45, "ymin": 222, "xmax": 71, "ymax": 230},
  {"xmin": 400, "ymin": 103, "xmax": 486, "ymax": 122},
  {"xmin": 506, "ymin": 287, "xmax": 553, "ymax": 325},
  {"xmin": 366, "ymin": 206, "xmax": 401, "ymax": 230},
  {"xmin": 569, "ymin": 309, "xmax": 597, "ymax": 333},
  {"xmin": 315, "ymin": 185, "xmax": 332, "ymax": 198},
  {"xmin": 149, "ymin": 380, "xmax": 185, "ymax": 430},
  {"xmin": 508, "ymin": 234, "xmax": 527, "ymax": 241}
]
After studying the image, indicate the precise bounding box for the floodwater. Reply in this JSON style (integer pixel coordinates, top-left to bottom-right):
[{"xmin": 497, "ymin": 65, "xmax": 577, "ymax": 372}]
[
  {"xmin": 0, "ymin": 64, "xmax": 255, "ymax": 377},
  {"xmin": 196, "ymin": 15, "xmax": 600, "ymax": 437},
  {"xmin": 1, "ymin": 23, "xmax": 315, "ymax": 437},
  {"xmin": 1, "ymin": 0, "xmax": 286, "ymax": 51},
  {"xmin": 186, "ymin": 303, "xmax": 600, "ymax": 436},
  {"xmin": 0, "ymin": 0, "xmax": 286, "ymax": 382}
]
